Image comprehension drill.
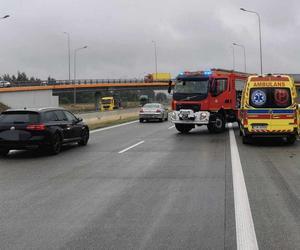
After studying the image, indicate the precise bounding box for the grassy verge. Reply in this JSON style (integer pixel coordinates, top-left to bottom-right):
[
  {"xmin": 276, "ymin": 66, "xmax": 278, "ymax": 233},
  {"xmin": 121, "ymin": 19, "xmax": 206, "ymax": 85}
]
[
  {"xmin": 87, "ymin": 115, "xmax": 139, "ymax": 130},
  {"xmin": 0, "ymin": 102, "xmax": 9, "ymax": 112}
]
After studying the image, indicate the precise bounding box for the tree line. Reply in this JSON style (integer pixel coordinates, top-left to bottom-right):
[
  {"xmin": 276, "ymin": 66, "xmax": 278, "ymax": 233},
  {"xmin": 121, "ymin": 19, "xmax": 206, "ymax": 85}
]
[{"xmin": 0, "ymin": 71, "xmax": 55, "ymax": 83}]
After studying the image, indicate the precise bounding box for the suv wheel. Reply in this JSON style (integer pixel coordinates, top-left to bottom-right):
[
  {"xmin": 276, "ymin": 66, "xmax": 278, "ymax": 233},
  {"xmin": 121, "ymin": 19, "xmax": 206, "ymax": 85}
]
[
  {"xmin": 0, "ymin": 149, "xmax": 9, "ymax": 157},
  {"xmin": 49, "ymin": 133, "xmax": 62, "ymax": 155},
  {"xmin": 78, "ymin": 129, "xmax": 89, "ymax": 146}
]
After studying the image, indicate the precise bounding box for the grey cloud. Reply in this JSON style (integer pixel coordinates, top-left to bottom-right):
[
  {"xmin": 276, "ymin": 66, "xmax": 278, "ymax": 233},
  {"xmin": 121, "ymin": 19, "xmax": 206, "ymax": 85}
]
[{"xmin": 1, "ymin": 0, "xmax": 300, "ymax": 80}]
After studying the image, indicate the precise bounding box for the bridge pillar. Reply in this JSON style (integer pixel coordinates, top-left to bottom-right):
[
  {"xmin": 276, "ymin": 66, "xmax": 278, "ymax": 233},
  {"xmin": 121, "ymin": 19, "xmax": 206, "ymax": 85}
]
[{"xmin": 94, "ymin": 92, "xmax": 101, "ymax": 111}]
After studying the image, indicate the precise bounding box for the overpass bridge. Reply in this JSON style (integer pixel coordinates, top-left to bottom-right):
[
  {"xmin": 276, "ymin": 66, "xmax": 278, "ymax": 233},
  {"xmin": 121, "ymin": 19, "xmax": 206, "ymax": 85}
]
[{"xmin": 0, "ymin": 79, "xmax": 173, "ymax": 110}]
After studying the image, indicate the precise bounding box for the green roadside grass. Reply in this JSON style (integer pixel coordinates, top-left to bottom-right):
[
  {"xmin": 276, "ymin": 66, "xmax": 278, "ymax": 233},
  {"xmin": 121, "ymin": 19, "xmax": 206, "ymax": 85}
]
[{"xmin": 87, "ymin": 115, "xmax": 139, "ymax": 130}]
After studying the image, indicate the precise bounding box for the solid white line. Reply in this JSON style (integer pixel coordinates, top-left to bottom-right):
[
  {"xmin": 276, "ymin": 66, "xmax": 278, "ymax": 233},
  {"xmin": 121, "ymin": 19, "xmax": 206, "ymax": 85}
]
[
  {"xmin": 228, "ymin": 123, "xmax": 259, "ymax": 250},
  {"xmin": 90, "ymin": 120, "xmax": 138, "ymax": 134},
  {"xmin": 118, "ymin": 140, "xmax": 144, "ymax": 154},
  {"xmin": 168, "ymin": 125, "xmax": 175, "ymax": 129}
]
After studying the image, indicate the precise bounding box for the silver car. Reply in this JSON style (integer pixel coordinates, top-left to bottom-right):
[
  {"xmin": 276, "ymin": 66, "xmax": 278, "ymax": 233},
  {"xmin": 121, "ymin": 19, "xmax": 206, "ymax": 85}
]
[{"xmin": 139, "ymin": 103, "xmax": 168, "ymax": 122}]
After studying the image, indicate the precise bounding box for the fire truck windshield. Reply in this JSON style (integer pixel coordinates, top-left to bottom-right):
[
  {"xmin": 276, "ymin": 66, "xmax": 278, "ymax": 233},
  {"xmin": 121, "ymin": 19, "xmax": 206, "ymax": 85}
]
[{"xmin": 173, "ymin": 80, "xmax": 209, "ymax": 101}]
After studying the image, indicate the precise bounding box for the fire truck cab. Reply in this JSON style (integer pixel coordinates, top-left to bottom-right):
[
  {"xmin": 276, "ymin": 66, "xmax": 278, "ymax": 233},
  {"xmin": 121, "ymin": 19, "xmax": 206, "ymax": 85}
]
[{"xmin": 169, "ymin": 69, "xmax": 248, "ymax": 133}]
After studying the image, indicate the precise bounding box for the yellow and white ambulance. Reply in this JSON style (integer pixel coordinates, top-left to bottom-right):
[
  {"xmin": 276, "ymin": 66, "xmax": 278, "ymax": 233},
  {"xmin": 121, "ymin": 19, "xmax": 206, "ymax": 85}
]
[{"xmin": 239, "ymin": 74, "xmax": 299, "ymax": 144}]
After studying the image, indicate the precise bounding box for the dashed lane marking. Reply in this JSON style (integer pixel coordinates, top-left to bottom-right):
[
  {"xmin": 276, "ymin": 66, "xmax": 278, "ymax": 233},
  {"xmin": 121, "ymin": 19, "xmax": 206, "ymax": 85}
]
[
  {"xmin": 228, "ymin": 123, "xmax": 259, "ymax": 250},
  {"xmin": 118, "ymin": 140, "xmax": 145, "ymax": 154},
  {"xmin": 90, "ymin": 120, "xmax": 138, "ymax": 134}
]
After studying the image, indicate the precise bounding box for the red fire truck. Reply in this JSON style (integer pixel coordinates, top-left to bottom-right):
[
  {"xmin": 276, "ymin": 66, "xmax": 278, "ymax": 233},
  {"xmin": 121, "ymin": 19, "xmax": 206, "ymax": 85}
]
[{"xmin": 168, "ymin": 69, "xmax": 249, "ymax": 133}]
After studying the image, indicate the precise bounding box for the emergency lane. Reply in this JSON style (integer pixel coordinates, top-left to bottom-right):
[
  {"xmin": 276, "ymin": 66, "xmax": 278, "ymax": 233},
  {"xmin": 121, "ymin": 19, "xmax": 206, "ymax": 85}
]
[
  {"xmin": 0, "ymin": 122, "xmax": 235, "ymax": 250},
  {"xmin": 234, "ymin": 128, "xmax": 300, "ymax": 249}
]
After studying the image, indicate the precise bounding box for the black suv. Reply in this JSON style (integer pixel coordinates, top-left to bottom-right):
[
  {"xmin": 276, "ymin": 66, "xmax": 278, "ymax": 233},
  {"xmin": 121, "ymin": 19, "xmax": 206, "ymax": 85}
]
[{"xmin": 0, "ymin": 108, "xmax": 89, "ymax": 156}]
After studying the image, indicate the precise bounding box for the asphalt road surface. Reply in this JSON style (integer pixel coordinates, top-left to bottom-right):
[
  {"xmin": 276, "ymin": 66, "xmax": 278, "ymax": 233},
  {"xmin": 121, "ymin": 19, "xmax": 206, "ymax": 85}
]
[{"xmin": 0, "ymin": 121, "xmax": 300, "ymax": 249}]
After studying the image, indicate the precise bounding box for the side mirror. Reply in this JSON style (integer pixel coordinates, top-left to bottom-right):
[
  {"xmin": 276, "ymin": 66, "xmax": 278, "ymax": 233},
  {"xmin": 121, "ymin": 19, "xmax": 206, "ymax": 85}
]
[
  {"xmin": 209, "ymin": 80, "xmax": 219, "ymax": 96},
  {"xmin": 76, "ymin": 117, "xmax": 83, "ymax": 122}
]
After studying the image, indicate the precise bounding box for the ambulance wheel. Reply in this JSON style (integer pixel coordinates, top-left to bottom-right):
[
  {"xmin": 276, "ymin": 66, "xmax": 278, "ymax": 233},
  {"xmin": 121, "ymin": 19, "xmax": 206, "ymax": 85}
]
[
  {"xmin": 175, "ymin": 124, "xmax": 193, "ymax": 134},
  {"xmin": 286, "ymin": 135, "xmax": 296, "ymax": 145},
  {"xmin": 0, "ymin": 149, "xmax": 9, "ymax": 157},
  {"xmin": 239, "ymin": 128, "xmax": 243, "ymax": 136},
  {"xmin": 242, "ymin": 135, "xmax": 251, "ymax": 144}
]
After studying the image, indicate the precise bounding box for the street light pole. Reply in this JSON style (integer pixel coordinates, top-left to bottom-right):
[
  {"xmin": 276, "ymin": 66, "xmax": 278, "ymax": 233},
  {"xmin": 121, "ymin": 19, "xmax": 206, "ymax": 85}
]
[
  {"xmin": 232, "ymin": 45, "xmax": 235, "ymax": 71},
  {"xmin": 152, "ymin": 40, "xmax": 158, "ymax": 78},
  {"xmin": 73, "ymin": 45, "xmax": 87, "ymax": 105},
  {"xmin": 233, "ymin": 42, "xmax": 247, "ymax": 72},
  {"xmin": 240, "ymin": 8, "xmax": 263, "ymax": 75},
  {"xmin": 63, "ymin": 32, "xmax": 71, "ymax": 81}
]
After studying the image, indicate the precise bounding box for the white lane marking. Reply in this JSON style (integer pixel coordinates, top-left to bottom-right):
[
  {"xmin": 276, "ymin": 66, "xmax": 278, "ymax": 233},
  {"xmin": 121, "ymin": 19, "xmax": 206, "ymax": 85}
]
[
  {"xmin": 168, "ymin": 125, "xmax": 175, "ymax": 129},
  {"xmin": 90, "ymin": 120, "xmax": 138, "ymax": 134},
  {"xmin": 228, "ymin": 123, "xmax": 259, "ymax": 250},
  {"xmin": 118, "ymin": 140, "xmax": 144, "ymax": 154}
]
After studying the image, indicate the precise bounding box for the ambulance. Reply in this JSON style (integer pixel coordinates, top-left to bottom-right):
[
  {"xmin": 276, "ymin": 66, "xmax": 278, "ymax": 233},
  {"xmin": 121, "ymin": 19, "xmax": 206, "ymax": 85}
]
[{"xmin": 239, "ymin": 74, "xmax": 299, "ymax": 144}]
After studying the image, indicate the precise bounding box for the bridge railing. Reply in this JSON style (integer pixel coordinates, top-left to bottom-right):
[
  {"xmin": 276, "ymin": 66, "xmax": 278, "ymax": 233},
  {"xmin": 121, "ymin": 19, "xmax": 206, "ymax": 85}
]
[{"xmin": 7, "ymin": 78, "xmax": 170, "ymax": 88}]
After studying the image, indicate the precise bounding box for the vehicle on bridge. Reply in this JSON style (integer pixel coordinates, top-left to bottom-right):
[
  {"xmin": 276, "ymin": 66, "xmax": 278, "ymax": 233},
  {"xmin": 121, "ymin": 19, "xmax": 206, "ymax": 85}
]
[
  {"xmin": 100, "ymin": 96, "xmax": 121, "ymax": 111},
  {"xmin": 239, "ymin": 74, "xmax": 299, "ymax": 144},
  {"xmin": 144, "ymin": 72, "xmax": 171, "ymax": 82},
  {"xmin": 0, "ymin": 107, "xmax": 89, "ymax": 156},
  {"xmin": 0, "ymin": 81, "xmax": 11, "ymax": 88},
  {"xmin": 168, "ymin": 69, "xmax": 248, "ymax": 133}
]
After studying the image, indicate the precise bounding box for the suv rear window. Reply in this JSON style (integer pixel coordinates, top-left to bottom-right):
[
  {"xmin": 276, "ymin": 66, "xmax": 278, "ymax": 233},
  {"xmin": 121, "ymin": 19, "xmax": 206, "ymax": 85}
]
[
  {"xmin": 250, "ymin": 88, "xmax": 291, "ymax": 108},
  {"xmin": 0, "ymin": 111, "xmax": 40, "ymax": 123}
]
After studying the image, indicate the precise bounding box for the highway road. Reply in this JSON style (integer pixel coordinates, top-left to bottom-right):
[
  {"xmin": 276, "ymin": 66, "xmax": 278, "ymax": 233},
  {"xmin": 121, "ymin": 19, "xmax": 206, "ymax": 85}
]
[{"xmin": 0, "ymin": 121, "xmax": 300, "ymax": 249}]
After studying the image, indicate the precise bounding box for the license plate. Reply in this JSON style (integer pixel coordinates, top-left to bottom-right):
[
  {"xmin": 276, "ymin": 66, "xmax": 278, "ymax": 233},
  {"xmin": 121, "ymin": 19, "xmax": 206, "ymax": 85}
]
[{"xmin": 252, "ymin": 125, "xmax": 267, "ymax": 130}]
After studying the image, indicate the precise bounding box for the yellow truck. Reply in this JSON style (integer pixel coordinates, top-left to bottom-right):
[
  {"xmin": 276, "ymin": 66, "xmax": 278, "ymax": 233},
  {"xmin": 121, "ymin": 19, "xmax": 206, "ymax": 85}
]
[
  {"xmin": 239, "ymin": 74, "xmax": 299, "ymax": 144},
  {"xmin": 144, "ymin": 73, "xmax": 171, "ymax": 82},
  {"xmin": 100, "ymin": 97, "xmax": 119, "ymax": 111}
]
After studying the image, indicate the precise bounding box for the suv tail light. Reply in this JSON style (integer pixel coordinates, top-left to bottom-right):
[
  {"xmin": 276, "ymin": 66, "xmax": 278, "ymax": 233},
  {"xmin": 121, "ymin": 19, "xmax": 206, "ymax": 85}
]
[
  {"xmin": 156, "ymin": 109, "xmax": 162, "ymax": 113},
  {"xmin": 26, "ymin": 124, "xmax": 46, "ymax": 131}
]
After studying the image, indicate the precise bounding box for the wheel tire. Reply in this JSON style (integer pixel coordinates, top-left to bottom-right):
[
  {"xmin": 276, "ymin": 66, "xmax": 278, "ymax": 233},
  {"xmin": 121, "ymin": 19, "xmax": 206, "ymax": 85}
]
[
  {"xmin": 214, "ymin": 114, "xmax": 225, "ymax": 133},
  {"xmin": 139, "ymin": 118, "xmax": 144, "ymax": 123},
  {"xmin": 175, "ymin": 124, "xmax": 193, "ymax": 133},
  {"xmin": 78, "ymin": 129, "xmax": 89, "ymax": 146},
  {"xmin": 159, "ymin": 118, "xmax": 163, "ymax": 122},
  {"xmin": 239, "ymin": 128, "xmax": 243, "ymax": 136},
  {"xmin": 207, "ymin": 114, "xmax": 225, "ymax": 133},
  {"xmin": 207, "ymin": 124, "xmax": 214, "ymax": 133},
  {"xmin": 0, "ymin": 149, "xmax": 9, "ymax": 157},
  {"xmin": 165, "ymin": 115, "xmax": 168, "ymax": 121},
  {"xmin": 286, "ymin": 135, "xmax": 296, "ymax": 145},
  {"xmin": 242, "ymin": 135, "xmax": 251, "ymax": 144},
  {"xmin": 49, "ymin": 133, "xmax": 62, "ymax": 155}
]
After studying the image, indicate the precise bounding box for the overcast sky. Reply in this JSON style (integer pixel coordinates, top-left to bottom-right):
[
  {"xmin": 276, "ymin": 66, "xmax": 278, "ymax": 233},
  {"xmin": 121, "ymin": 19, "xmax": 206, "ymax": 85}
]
[{"xmin": 1, "ymin": 0, "xmax": 300, "ymax": 80}]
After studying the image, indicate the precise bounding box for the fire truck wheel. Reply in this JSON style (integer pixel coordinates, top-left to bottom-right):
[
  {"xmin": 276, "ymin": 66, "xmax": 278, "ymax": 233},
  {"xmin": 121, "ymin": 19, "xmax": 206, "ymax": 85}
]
[
  {"xmin": 207, "ymin": 114, "xmax": 225, "ymax": 133},
  {"xmin": 286, "ymin": 135, "xmax": 296, "ymax": 145},
  {"xmin": 175, "ymin": 124, "xmax": 193, "ymax": 133}
]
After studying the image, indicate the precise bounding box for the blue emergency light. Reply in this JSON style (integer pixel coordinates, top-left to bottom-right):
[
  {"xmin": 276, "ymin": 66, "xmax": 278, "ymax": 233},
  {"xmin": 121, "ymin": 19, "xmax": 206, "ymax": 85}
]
[{"xmin": 203, "ymin": 70, "xmax": 212, "ymax": 75}]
